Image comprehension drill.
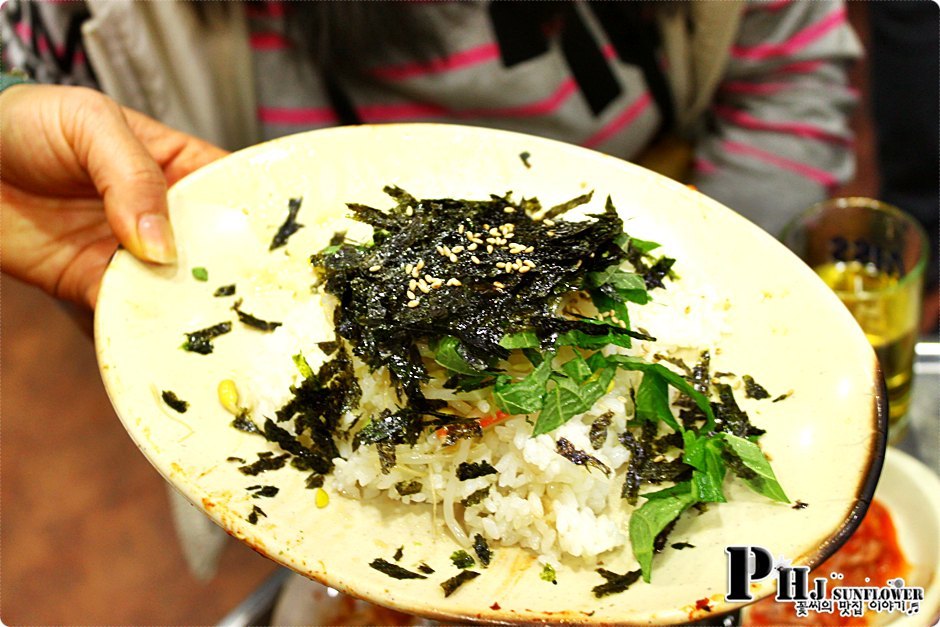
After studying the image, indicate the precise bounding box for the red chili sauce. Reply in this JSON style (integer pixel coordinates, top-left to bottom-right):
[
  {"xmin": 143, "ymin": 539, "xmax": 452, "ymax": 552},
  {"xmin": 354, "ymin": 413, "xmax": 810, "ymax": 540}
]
[{"xmin": 746, "ymin": 499, "xmax": 909, "ymax": 626}]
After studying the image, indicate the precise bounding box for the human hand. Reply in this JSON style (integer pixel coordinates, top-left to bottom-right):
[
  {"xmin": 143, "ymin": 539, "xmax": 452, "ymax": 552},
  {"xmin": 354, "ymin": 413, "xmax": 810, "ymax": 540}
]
[{"xmin": 1, "ymin": 84, "xmax": 228, "ymax": 309}]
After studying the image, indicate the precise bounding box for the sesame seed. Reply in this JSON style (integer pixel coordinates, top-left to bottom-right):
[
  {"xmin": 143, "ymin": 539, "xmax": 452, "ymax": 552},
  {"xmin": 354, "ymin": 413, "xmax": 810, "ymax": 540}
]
[
  {"xmin": 416, "ymin": 259, "xmax": 425, "ymax": 271},
  {"xmin": 369, "ymin": 265, "xmax": 381, "ymax": 272},
  {"xmin": 418, "ymin": 281, "xmax": 431, "ymax": 294},
  {"xmin": 449, "ymin": 254, "xmax": 458, "ymax": 263},
  {"xmin": 483, "ymin": 224, "xmax": 490, "ymax": 230},
  {"xmin": 547, "ymin": 230, "xmax": 556, "ymax": 236},
  {"xmin": 489, "ymin": 228, "xmax": 500, "ymax": 236},
  {"xmin": 493, "ymin": 281, "xmax": 505, "ymax": 289},
  {"xmin": 486, "ymin": 245, "xmax": 494, "ymax": 254},
  {"xmin": 424, "ymin": 274, "xmax": 434, "ymax": 283},
  {"xmin": 458, "ymin": 224, "xmax": 465, "ymax": 234},
  {"xmin": 504, "ymin": 232, "xmax": 514, "ymax": 239},
  {"xmin": 442, "ymin": 246, "xmax": 451, "ymax": 256},
  {"xmin": 409, "ymin": 279, "xmax": 418, "ymax": 290},
  {"xmin": 451, "ymin": 245, "xmax": 464, "ymax": 253},
  {"xmin": 446, "ymin": 278, "xmax": 462, "ymax": 286},
  {"xmin": 471, "ymin": 255, "xmax": 481, "ymax": 264},
  {"xmin": 431, "ymin": 280, "xmax": 444, "ymax": 289},
  {"xmin": 523, "ymin": 259, "xmax": 535, "ymax": 268},
  {"xmin": 543, "ymin": 218, "xmax": 556, "ymax": 226},
  {"xmin": 503, "ymin": 207, "xmax": 515, "ymax": 213},
  {"xmin": 525, "ymin": 246, "xmax": 534, "ymax": 253},
  {"xmin": 468, "ymin": 243, "xmax": 478, "ymax": 251},
  {"xmin": 486, "ymin": 237, "xmax": 496, "ymax": 245},
  {"xmin": 405, "ymin": 207, "xmax": 414, "ymax": 217},
  {"xmin": 436, "ymin": 245, "xmax": 445, "ymax": 255},
  {"xmin": 407, "ymin": 290, "xmax": 416, "ymax": 300},
  {"xmin": 496, "ymin": 262, "xmax": 506, "ymax": 269},
  {"xmin": 518, "ymin": 266, "xmax": 531, "ymax": 274},
  {"xmin": 405, "ymin": 263, "xmax": 414, "ymax": 274},
  {"xmin": 407, "ymin": 299, "xmax": 420, "ymax": 308}
]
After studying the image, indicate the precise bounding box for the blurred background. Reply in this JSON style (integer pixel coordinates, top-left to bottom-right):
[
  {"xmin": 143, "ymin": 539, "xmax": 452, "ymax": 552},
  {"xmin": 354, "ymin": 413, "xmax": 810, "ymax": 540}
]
[{"xmin": 0, "ymin": 3, "xmax": 926, "ymax": 624}]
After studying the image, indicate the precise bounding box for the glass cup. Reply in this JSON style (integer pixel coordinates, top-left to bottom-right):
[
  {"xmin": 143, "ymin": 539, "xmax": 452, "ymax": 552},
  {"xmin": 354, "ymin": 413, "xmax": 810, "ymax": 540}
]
[{"xmin": 781, "ymin": 197, "xmax": 928, "ymax": 442}]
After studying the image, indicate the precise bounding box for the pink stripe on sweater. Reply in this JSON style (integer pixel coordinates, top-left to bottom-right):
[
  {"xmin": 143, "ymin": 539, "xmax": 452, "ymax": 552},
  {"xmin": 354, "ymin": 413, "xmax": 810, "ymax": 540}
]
[
  {"xmin": 14, "ymin": 21, "xmax": 85, "ymax": 64},
  {"xmin": 582, "ymin": 92, "xmax": 653, "ymax": 149},
  {"xmin": 719, "ymin": 81, "xmax": 793, "ymax": 96},
  {"xmin": 370, "ymin": 43, "xmax": 501, "ymax": 80},
  {"xmin": 722, "ymin": 139, "xmax": 838, "ymax": 188},
  {"xmin": 714, "ymin": 105, "xmax": 852, "ymax": 145},
  {"xmin": 259, "ymin": 78, "xmax": 580, "ymax": 126},
  {"xmin": 258, "ymin": 107, "xmax": 338, "ymax": 125},
  {"xmin": 732, "ymin": 7, "xmax": 846, "ymax": 60},
  {"xmin": 772, "ymin": 60, "xmax": 824, "ymax": 75},
  {"xmin": 250, "ymin": 32, "xmax": 291, "ymax": 50},
  {"xmin": 245, "ymin": 2, "xmax": 286, "ymax": 18},
  {"xmin": 694, "ymin": 157, "xmax": 720, "ymax": 176}
]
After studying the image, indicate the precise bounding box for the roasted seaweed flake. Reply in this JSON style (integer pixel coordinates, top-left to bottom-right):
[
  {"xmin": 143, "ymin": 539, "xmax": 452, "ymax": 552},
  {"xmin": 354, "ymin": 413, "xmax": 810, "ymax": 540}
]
[
  {"xmin": 472, "ymin": 534, "xmax": 492, "ymax": 567},
  {"xmin": 227, "ymin": 456, "xmax": 246, "ymax": 464},
  {"xmin": 772, "ymin": 391, "xmax": 793, "ymax": 403},
  {"xmin": 214, "ymin": 284, "xmax": 236, "ymax": 297},
  {"xmin": 418, "ymin": 563, "xmax": 435, "ymax": 575},
  {"xmin": 792, "ymin": 500, "xmax": 809, "ymax": 510},
  {"xmin": 440, "ymin": 420, "xmax": 483, "ymax": 447},
  {"xmin": 441, "ymin": 570, "xmax": 480, "ymax": 597},
  {"xmin": 238, "ymin": 452, "xmax": 290, "ymax": 476},
  {"xmin": 713, "ymin": 383, "xmax": 766, "ymax": 438},
  {"xmin": 456, "ymin": 460, "xmax": 497, "ymax": 481},
  {"xmin": 589, "ymin": 411, "xmax": 613, "ymax": 450},
  {"xmin": 305, "ymin": 473, "xmax": 325, "ymax": 489},
  {"xmin": 376, "ymin": 441, "xmax": 396, "ymax": 474},
  {"xmin": 555, "ymin": 437, "xmax": 610, "ymax": 476},
  {"xmin": 671, "ymin": 542, "xmax": 695, "ymax": 550},
  {"xmin": 460, "ymin": 486, "xmax": 490, "ymax": 507},
  {"xmin": 395, "ymin": 480, "xmax": 423, "ymax": 496},
  {"xmin": 450, "ymin": 550, "xmax": 475, "ymax": 569},
  {"xmin": 232, "ymin": 410, "xmax": 260, "ymax": 434},
  {"xmin": 368, "ymin": 558, "xmax": 427, "ymax": 580},
  {"xmin": 246, "ymin": 504, "xmax": 267, "ymax": 525},
  {"xmin": 232, "ymin": 299, "xmax": 282, "ymax": 332},
  {"xmin": 270, "ymin": 197, "xmax": 304, "ymax": 251},
  {"xmin": 743, "ymin": 375, "xmax": 771, "ymax": 400},
  {"xmin": 182, "ymin": 322, "xmax": 231, "ymax": 354},
  {"xmin": 248, "ymin": 485, "xmax": 279, "ymax": 498},
  {"xmin": 393, "ymin": 546, "xmax": 404, "ymax": 561},
  {"xmin": 161, "ymin": 390, "xmax": 189, "ymax": 413},
  {"xmin": 519, "ymin": 151, "xmax": 531, "ymax": 168},
  {"xmin": 592, "ymin": 568, "xmax": 641, "ymax": 598}
]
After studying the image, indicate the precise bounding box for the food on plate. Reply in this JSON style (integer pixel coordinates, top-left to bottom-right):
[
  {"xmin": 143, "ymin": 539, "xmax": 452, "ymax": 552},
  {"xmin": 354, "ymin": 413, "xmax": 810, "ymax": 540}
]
[
  {"xmin": 745, "ymin": 499, "xmax": 909, "ymax": 626},
  {"xmin": 201, "ymin": 187, "xmax": 790, "ymax": 594}
]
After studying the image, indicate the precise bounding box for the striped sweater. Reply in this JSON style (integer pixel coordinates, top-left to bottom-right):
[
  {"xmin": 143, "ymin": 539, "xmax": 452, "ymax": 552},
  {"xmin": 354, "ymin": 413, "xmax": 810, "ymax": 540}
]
[{"xmin": 1, "ymin": 0, "xmax": 861, "ymax": 235}]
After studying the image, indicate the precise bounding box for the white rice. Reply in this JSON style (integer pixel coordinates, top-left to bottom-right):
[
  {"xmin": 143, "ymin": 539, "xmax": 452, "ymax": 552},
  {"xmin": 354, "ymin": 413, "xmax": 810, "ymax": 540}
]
[{"xmin": 243, "ymin": 276, "xmax": 728, "ymax": 565}]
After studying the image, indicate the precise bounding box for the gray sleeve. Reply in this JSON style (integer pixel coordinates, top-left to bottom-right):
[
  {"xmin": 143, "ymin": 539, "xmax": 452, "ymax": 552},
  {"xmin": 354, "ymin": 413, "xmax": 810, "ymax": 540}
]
[
  {"xmin": 690, "ymin": 0, "xmax": 862, "ymax": 236},
  {"xmin": 1, "ymin": 0, "xmax": 98, "ymax": 88}
]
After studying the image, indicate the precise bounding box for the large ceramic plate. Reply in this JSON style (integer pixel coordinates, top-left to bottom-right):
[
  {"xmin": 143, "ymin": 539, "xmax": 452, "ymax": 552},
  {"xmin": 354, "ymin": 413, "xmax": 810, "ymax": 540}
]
[{"xmin": 95, "ymin": 124, "xmax": 886, "ymax": 624}]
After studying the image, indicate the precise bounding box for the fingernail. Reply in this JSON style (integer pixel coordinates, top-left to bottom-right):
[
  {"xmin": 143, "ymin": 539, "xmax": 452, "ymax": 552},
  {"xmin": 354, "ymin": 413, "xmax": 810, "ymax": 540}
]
[{"xmin": 137, "ymin": 213, "xmax": 177, "ymax": 264}]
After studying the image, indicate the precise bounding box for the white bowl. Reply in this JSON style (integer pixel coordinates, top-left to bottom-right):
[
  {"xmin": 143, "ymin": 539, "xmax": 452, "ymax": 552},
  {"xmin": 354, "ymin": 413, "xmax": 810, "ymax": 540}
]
[{"xmin": 95, "ymin": 124, "xmax": 886, "ymax": 624}]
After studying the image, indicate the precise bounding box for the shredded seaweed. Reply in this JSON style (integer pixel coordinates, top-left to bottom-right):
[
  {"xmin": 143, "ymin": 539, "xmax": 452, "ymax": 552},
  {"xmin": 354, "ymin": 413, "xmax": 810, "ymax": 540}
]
[
  {"xmin": 238, "ymin": 452, "xmax": 290, "ymax": 476},
  {"xmin": 460, "ymin": 486, "xmax": 490, "ymax": 507},
  {"xmin": 792, "ymin": 500, "xmax": 809, "ymax": 510},
  {"xmin": 472, "ymin": 534, "xmax": 492, "ymax": 567},
  {"xmin": 713, "ymin": 383, "xmax": 766, "ymax": 438},
  {"xmin": 393, "ymin": 546, "xmax": 404, "ymax": 561},
  {"xmin": 671, "ymin": 542, "xmax": 695, "ymax": 550},
  {"xmin": 248, "ymin": 485, "xmax": 279, "ymax": 498},
  {"xmin": 441, "ymin": 570, "xmax": 480, "ymax": 597},
  {"xmin": 369, "ymin": 558, "xmax": 427, "ymax": 580},
  {"xmin": 418, "ymin": 563, "xmax": 435, "ymax": 574},
  {"xmin": 592, "ymin": 568, "xmax": 642, "ymax": 598},
  {"xmin": 214, "ymin": 284, "xmax": 236, "ymax": 297},
  {"xmin": 743, "ymin": 375, "xmax": 771, "ymax": 400},
  {"xmin": 456, "ymin": 460, "xmax": 497, "ymax": 481},
  {"xmin": 270, "ymin": 197, "xmax": 304, "ymax": 251},
  {"xmin": 519, "ymin": 151, "xmax": 531, "ymax": 168},
  {"xmin": 305, "ymin": 473, "xmax": 324, "ymax": 489},
  {"xmin": 772, "ymin": 391, "xmax": 793, "ymax": 403},
  {"xmin": 232, "ymin": 411, "xmax": 260, "ymax": 434},
  {"xmin": 232, "ymin": 299, "xmax": 282, "ymax": 332},
  {"xmin": 555, "ymin": 437, "xmax": 611, "ymax": 476},
  {"xmin": 247, "ymin": 504, "xmax": 267, "ymax": 525},
  {"xmin": 395, "ymin": 480, "xmax": 423, "ymax": 496},
  {"xmin": 589, "ymin": 411, "xmax": 613, "ymax": 449},
  {"xmin": 226, "ymin": 456, "xmax": 246, "ymax": 464},
  {"xmin": 161, "ymin": 390, "xmax": 189, "ymax": 413},
  {"xmin": 182, "ymin": 321, "xmax": 231, "ymax": 354},
  {"xmin": 376, "ymin": 441, "xmax": 396, "ymax": 474}
]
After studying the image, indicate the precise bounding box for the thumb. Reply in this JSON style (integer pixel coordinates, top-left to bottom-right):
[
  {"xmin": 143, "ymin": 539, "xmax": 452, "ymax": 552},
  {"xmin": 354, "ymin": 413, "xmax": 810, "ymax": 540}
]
[{"xmin": 68, "ymin": 91, "xmax": 176, "ymax": 264}]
